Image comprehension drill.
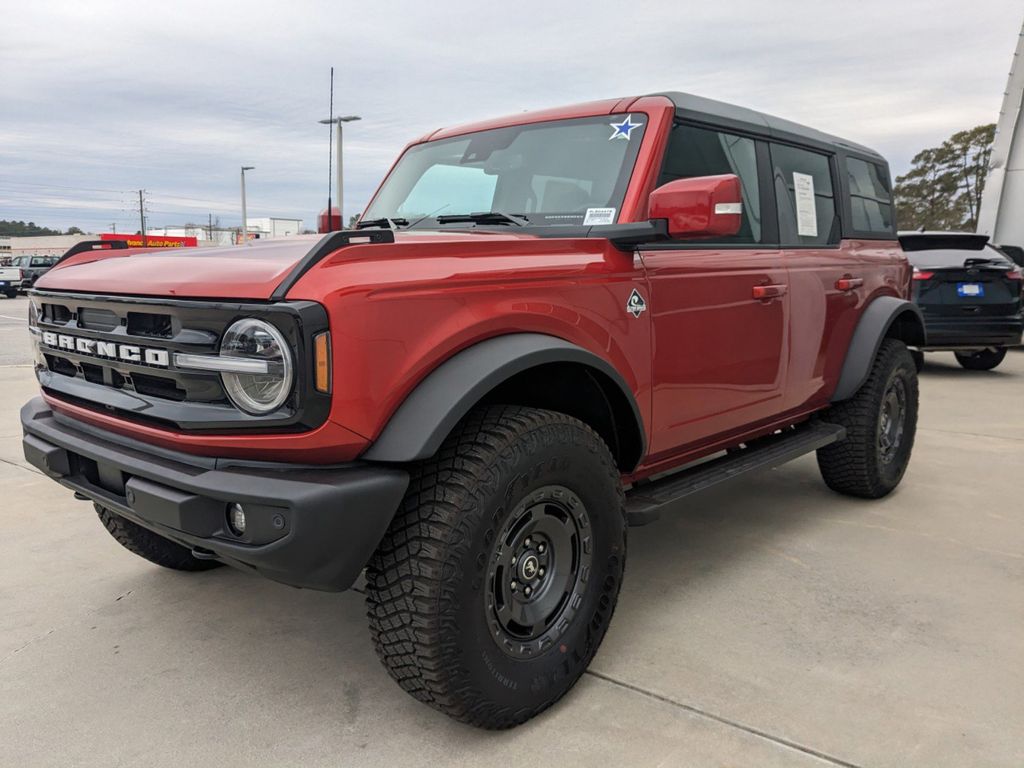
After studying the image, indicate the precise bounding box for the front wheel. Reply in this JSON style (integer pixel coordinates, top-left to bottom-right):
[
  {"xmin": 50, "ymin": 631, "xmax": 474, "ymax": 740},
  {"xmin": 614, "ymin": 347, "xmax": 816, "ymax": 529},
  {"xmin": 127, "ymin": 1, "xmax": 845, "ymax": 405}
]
[
  {"xmin": 96, "ymin": 505, "xmax": 223, "ymax": 571},
  {"xmin": 954, "ymin": 347, "xmax": 1006, "ymax": 371},
  {"xmin": 817, "ymin": 338, "xmax": 918, "ymax": 498},
  {"xmin": 365, "ymin": 406, "xmax": 626, "ymax": 729}
]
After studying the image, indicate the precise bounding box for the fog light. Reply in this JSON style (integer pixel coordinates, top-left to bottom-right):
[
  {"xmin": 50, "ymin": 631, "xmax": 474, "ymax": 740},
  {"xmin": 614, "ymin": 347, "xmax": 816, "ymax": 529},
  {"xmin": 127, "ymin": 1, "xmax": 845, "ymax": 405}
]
[{"xmin": 227, "ymin": 503, "xmax": 247, "ymax": 536}]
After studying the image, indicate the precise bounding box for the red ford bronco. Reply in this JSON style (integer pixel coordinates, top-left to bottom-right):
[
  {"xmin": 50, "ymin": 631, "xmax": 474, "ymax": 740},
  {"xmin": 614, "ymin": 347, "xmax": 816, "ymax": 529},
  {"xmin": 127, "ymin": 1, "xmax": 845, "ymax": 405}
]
[{"xmin": 22, "ymin": 92, "xmax": 924, "ymax": 728}]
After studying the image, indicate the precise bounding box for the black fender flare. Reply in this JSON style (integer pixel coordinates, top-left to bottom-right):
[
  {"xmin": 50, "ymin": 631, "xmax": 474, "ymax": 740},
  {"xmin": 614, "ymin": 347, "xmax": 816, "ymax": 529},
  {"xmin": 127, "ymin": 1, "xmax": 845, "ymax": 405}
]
[
  {"xmin": 832, "ymin": 296, "xmax": 925, "ymax": 402},
  {"xmin": 362, "ymin": 333, "xmax": 645, "ymax": 463}
]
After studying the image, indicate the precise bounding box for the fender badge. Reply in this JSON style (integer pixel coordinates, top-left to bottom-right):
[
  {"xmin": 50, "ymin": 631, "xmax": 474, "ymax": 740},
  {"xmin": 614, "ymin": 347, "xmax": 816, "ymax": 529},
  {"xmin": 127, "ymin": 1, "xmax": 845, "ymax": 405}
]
[{"xmin": 626, "ymin": 289, "xmax": 647, "ymax": 318}]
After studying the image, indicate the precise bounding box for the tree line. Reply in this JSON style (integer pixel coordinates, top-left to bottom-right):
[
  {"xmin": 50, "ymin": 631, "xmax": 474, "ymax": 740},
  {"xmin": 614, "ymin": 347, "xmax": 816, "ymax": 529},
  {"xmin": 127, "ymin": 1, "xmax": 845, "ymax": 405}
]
[
  {"xmin": 894, "ymin": 124, "xmax": 995, "ymax": 232},
  {"xmin": 0, "ymin": 220, "xmax": 84, "ymax": 237}
]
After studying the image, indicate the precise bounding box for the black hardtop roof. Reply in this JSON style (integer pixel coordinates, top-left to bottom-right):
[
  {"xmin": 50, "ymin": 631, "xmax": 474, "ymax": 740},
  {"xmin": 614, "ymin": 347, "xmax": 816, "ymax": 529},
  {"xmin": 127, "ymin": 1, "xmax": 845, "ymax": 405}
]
[{"xmin": 653, "ymin": 91, "xmax": 885, "ymax": 163}]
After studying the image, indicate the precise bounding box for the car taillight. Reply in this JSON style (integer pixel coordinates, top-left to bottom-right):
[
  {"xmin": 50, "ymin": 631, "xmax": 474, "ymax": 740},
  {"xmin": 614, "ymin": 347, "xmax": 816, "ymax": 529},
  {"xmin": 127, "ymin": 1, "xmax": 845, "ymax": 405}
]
[
  {"xmin": 17, "ymin": 269, "xmax": 24, "ymax": 280},
  {"xmin": 1006, "ymin": 269, "xmax": 1023, "ymax": 297},
  {"xmin": 912, "ymin": 269, "xmax": 933, "ymax": 281}
]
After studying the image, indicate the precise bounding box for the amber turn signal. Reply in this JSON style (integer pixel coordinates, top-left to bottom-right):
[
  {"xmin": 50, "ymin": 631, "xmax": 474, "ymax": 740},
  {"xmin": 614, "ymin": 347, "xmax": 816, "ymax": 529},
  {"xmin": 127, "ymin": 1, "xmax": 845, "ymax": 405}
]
[{"xmin": 314, "ymin": 332, "xmax": 331, "ymax": 393}]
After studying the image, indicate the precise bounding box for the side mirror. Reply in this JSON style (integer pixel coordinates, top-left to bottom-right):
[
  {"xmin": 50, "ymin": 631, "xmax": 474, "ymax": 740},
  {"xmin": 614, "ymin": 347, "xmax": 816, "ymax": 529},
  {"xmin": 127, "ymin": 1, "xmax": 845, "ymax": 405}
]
[{"xmin": 648, "ymin": 174, "xmax": 744, "ymax": 239}]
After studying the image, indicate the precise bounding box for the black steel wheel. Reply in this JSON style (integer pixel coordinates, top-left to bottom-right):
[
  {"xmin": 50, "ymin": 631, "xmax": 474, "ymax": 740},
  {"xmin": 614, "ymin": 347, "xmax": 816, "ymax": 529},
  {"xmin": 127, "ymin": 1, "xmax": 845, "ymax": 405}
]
[
  {"xmin": 877, "ymin": 375, "xmax": 907, "ymax": 465},
  {"xmin": 486, "ymin": 485, "xmax": 593, "ymax": 659},
  {"xmin": 366, "ymin": 406, "xmax": 626, "ymax": 729}
]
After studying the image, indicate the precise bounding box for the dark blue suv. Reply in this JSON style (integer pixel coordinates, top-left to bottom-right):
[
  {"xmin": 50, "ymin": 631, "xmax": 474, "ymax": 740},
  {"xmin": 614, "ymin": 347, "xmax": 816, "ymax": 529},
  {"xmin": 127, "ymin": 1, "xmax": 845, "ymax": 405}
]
[{"xmin": 901, "ymin": 232, "xmax": 1023, "ymax": 370}]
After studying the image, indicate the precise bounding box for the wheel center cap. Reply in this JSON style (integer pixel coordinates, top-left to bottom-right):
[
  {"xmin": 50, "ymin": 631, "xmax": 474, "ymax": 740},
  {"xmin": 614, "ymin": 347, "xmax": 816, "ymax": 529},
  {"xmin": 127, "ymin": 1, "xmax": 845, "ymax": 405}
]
[{"xmin": 520, "ymin": 554, "xmax": 540, "ymax": 581}]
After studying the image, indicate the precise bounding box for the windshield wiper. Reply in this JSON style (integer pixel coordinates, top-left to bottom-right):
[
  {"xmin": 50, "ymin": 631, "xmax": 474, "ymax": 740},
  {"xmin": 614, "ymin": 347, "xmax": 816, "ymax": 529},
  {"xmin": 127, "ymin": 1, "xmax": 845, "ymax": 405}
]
[
  {"xmin": 435, "ymin": 212, "xmax": 528, "ymax": 227},
  {"xmin": 355, "ymin": 217, "xmax": 409, "ymax": 230}
]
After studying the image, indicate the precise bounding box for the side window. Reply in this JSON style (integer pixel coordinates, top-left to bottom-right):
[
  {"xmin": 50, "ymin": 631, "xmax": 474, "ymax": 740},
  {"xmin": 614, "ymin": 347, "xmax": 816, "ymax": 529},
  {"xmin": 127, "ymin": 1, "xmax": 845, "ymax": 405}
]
[
  {"xmin": 847, "ymin": 157, "xmax": 894, "ymax": 234},
  {"xmin": 658, "ymin": 124, "xmax": 762, "ymax": 243},
  {"xmin": 771, "ymin": 144, "xmax": 838, "ymax": 246},
  {"xmin": 31, "ymin": 257, "xmax": 48, "ymax": 267}
]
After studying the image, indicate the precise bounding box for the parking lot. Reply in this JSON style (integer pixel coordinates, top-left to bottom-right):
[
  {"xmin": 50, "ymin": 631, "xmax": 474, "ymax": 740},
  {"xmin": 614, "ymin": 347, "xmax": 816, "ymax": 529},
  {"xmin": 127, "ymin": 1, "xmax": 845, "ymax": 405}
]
[{"xmin": 0, "ymin": 292, "xmax": 1021, "ymax": 767}]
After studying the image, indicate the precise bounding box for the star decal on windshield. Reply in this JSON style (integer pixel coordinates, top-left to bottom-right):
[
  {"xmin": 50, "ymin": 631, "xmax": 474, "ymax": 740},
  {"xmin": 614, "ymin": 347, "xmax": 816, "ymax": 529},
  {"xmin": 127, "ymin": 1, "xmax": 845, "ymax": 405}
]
[{"xmin": 609, "ymin": 114, "xmax": 642, "ymax": 141}]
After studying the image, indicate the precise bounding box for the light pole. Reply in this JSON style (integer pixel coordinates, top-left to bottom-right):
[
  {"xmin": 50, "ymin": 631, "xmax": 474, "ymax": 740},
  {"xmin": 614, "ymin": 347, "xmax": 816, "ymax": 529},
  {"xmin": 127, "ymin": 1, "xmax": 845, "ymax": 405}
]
[
  {"xmin": 318, "ymin": 115, "xmax": 360, "ymax": 228},
  {"xmin": 240, "ymin": 165, "xmax": 255, "ymax": 245}
]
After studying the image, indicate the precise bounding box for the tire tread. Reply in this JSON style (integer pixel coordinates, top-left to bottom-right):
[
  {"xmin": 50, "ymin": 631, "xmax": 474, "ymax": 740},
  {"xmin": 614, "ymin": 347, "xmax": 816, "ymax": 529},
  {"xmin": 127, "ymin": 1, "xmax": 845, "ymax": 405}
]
[
  {"xmin": 365, "ymin": 405, "xmax": 624, "ymax": 729},
  {"xmin": 96, "ymin": 505, "xmax": 222, "ymax": 571},
  {"xmin": 817, "ymin": 338, "xmax": 918, "ymax": 498}
]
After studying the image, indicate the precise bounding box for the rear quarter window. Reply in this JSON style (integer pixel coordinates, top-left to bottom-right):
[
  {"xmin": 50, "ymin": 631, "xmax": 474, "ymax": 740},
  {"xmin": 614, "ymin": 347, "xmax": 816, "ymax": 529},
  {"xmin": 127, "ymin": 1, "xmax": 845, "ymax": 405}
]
[{"xmin": 847, "ymin": 158, "xmax": 894, "ymax": 234}]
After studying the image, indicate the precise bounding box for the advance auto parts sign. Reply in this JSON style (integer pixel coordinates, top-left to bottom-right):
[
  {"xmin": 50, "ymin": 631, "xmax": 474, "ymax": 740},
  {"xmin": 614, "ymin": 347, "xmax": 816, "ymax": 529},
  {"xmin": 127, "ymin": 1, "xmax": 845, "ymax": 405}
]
[{"xmin": 100, "ymin": 233, "xmax": 198, "ymax": 248}]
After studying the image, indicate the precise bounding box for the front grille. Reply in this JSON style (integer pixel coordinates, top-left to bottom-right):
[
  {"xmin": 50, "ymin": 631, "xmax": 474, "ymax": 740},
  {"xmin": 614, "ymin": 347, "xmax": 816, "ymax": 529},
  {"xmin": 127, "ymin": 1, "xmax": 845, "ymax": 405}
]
[
  {"xmin": 132, "ymin": 372, "xmax": 187, "ymax": 401},
  {"xmin": 127, "ymin": 311, "xmax": 172, "ymax": 338},
  {"xmin": 38, "ymin": 294, "xmax": 229, "ymax": 405},
  {"xmin": 77, "ymin": 307, "xmax": 119, "ymax": 331},
  {"xmin": 31, "ymin": 291, "xmax": 331, "ymax": 432}
]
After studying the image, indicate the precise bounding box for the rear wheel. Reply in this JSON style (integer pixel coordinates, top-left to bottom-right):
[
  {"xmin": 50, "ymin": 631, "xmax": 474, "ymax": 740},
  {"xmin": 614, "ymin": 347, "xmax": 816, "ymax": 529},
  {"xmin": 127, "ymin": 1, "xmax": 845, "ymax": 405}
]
[
  {"xmin": 96, "ymin": 505, "xmax": 223, "ymax": 571},
  {"xmin": 954, "ymin": 347, "xmax": 1006, "ymax": 371},
  {"xmin": 817, "ymin": 338, "xmax": 918, "ymax": 498},
  {"xmin": 365, "ymin": 405, "xmax": 626, "ymax": 729},
  {"xmin": 4, "ymin": 289, "xmax": 16, "ymax": 299}
]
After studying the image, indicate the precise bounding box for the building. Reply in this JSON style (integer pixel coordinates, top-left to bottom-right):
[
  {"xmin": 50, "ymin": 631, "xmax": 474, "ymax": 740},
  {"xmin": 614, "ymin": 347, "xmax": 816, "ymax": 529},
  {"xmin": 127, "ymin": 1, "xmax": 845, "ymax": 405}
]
[
  {"xmin": 978, "ymin": 21, "xmax": 1024, "ymax": 245},
  {"xmin": 245, "ymin": 217, "xmax": 303, "ymax": 239},
  {"xmin": 149, "ymin": 217, "xmax": 304, "ymax": 245},
  {"xmin": 146, "ymin": 226, "xmax": 235, "ymax": 246},
  {"xmin": 0, "ymin": 214, "xmax": 305, "ymax": 260},
  {"xmin": 0, "ymin": 234, "xmax": 92, "ymax": 258}
]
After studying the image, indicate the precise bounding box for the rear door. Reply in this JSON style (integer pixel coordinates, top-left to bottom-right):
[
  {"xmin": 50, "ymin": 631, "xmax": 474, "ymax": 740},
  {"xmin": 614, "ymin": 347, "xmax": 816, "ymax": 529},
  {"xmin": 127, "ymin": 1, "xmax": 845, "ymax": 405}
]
[
  {"xmin": 777, "ymin": 149, "xmax": 897, "ymax": 412},
  {"xmin": 642, "ymin": 123, "xmax": 788, "ymax": 457}
]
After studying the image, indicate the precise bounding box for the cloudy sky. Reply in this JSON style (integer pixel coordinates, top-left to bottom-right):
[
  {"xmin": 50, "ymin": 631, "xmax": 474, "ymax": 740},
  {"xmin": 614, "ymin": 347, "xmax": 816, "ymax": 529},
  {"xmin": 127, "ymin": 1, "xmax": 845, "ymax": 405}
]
[{"xmin": 2, "ymin": 0, "xmax": 1022, "ymax": 233}]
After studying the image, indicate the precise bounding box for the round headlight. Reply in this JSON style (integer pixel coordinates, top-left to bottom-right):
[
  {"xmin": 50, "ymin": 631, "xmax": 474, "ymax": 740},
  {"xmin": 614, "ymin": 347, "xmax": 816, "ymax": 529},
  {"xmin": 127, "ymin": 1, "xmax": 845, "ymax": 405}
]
[{"xmin": 219, "ymin": 319, "xmax": 293, "ymax": 415}]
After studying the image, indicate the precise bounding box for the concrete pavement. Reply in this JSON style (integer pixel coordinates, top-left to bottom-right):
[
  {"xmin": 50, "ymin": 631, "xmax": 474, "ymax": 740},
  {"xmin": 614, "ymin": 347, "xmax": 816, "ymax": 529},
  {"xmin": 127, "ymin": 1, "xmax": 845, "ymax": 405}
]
[{"xmin": 1, "ymin": 294, "xmax": 1021, "ymax": 767}]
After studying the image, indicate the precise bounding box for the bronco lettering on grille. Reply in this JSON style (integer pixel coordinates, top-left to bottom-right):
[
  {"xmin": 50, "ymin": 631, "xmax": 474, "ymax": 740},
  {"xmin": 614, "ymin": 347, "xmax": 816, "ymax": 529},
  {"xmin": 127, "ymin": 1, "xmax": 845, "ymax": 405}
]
[{"xmin": 40, "ymin": 331, "xmax": 170, "ymax": 367}]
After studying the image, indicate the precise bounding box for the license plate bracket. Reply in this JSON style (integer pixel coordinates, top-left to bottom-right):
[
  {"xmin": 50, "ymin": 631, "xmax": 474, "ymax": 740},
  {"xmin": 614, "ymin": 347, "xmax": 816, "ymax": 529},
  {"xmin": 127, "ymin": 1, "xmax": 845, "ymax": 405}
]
[{"xmin": 957, "ymin": 282, "xmax": 984, "ymax": 298}]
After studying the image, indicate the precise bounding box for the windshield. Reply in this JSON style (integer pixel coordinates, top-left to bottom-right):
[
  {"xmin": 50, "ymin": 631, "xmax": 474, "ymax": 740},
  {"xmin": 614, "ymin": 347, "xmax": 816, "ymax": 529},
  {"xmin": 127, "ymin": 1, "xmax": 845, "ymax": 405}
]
[{"xmin": 363, "ymin": 113, "xmax": 648, "ymax": 228}]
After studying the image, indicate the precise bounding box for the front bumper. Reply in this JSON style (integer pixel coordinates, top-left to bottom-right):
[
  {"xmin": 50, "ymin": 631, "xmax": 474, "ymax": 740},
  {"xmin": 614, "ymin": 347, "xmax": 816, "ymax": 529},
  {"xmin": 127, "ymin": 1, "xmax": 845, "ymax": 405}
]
[
  {"xmin": 21, "ymin": 397, "xmax": 409, "ymax": 591},
  {"xmin": 920, "ymin": 313, "xmax": 1023, "ymax": 349}
]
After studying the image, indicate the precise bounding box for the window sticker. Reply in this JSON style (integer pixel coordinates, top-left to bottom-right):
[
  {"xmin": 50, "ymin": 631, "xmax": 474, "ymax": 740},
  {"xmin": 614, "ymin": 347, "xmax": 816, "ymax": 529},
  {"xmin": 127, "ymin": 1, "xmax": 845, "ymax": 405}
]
[
  {"xmin": 793, "ymin": 172, "xmax": 818, "ymax": 237},
  {"xmin": 583, "ymin": 207, "xmax": 616, "ymax": 225},
  {"xmin": 608, "ymin": 115, "xmax": 642, "ymax": 141}
]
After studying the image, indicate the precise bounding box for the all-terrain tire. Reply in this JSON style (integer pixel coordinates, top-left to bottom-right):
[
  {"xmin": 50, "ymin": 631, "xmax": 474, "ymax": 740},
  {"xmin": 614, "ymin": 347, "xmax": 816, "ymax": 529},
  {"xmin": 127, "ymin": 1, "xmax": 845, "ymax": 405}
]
[
  {"xmin": 365, "ymin": 405, "xmax": 626, "ymax": 729},
  {"xmin": 954, "ymin": 347, "xmax": 1006, "ymax": 371},
  {"xmin": 96, "ymin": 504, "xmax": 223, "ymax": 571},
  {"xmin": 817, "ymin": 338, "xmax": 918, "ymax": 498}
]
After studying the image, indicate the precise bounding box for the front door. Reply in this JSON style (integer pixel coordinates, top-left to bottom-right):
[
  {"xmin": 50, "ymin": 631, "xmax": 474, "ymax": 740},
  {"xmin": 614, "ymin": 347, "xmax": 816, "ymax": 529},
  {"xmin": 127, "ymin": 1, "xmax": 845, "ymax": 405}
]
[{"xmin": 642, "ymin": 123, "xmax": 789, "ymax": 458}]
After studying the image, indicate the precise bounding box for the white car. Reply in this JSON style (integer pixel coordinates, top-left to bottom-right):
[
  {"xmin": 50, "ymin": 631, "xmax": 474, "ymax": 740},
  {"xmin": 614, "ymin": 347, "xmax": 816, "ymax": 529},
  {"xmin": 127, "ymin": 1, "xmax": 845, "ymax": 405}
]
[{"xmin": 0, "ymin": 266, "xmax": 21, "ymax": 298}]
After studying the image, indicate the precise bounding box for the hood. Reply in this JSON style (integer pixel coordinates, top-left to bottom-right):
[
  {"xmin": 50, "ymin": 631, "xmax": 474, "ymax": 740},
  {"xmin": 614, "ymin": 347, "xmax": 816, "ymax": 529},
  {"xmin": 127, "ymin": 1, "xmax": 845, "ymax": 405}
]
[
  {"xmin": 34, "ymin": 230, "xmax": 548, "ymax": 300},
  {"xmin": 36, "ymin": 236, "xmax": 324, "ymax": 299}
]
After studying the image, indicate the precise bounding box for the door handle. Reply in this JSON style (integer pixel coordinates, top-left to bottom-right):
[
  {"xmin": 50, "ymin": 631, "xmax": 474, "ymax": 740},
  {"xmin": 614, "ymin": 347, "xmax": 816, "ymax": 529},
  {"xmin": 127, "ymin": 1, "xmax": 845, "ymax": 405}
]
[
  {"xmin": 752, "ymin": 284, "xmax": 787, "ymax": 300},
  {"xmin": 836, "ymin": 276, "xmax": 864, "ymax": 291}
]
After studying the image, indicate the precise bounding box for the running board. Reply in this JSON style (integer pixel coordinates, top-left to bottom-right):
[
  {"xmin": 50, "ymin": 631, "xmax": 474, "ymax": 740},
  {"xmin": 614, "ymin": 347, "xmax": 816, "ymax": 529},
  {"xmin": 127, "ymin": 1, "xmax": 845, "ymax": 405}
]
[{"xmin": 625, "ymin": 422, "xmax": 846, "ymax": 526}]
